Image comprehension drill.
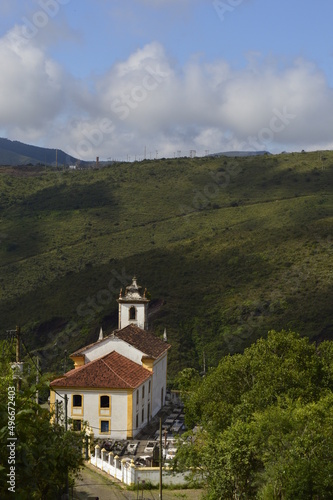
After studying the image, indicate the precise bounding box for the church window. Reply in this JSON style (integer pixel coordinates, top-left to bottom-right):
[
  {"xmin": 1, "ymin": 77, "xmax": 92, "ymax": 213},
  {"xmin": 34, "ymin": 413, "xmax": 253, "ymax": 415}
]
[
  {"xmin": 129, "ymin": 306, "xmax": 136, "ymax": 320},
  {"xmin": 100, "ymin": 395, "xmax": 110, "ymax": 408},
  {"xmin": 73, "ymin": 394, "xmax": 82, "ymax": 407},
  {"xmin": 100, "ymin": 420, "xmax": 110, "ymax": 433},
  {"xmin": 72, "ymin": 419, "xmax": 82, "ymax": 431}
]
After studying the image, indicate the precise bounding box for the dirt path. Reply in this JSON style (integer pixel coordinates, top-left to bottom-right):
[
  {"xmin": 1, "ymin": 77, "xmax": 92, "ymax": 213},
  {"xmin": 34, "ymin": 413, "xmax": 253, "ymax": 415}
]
[{"xmin": 73, "ymin": 463, "xmax": 203, "ymax": 500}]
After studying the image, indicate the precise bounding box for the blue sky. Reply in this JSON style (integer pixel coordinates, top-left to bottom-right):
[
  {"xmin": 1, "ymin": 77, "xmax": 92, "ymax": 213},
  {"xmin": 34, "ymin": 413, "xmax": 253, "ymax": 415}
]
[{"xmin": 0, "ymin": 0, "xmax": 333, "ymax": 160}]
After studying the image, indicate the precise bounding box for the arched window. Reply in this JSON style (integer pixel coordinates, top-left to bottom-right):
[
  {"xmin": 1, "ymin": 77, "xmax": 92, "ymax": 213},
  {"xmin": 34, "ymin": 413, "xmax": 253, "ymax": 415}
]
[{"xmin": 129, "ymin": 306, "xmax": 136, "ymax": 320}]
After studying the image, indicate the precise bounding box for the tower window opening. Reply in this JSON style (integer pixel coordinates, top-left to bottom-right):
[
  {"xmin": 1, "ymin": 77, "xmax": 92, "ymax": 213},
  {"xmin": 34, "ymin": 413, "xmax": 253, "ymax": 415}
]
[{"xmin": 129, "ymin": 306, "xmax": 136, "ymax": 320}]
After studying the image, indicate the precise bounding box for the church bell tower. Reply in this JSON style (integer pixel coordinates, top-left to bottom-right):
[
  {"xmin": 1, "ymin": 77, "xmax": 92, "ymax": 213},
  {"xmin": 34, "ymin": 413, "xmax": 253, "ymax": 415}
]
[{"xmin": 117, "ymin": 277, "xmax": 149, "ymax": 330}]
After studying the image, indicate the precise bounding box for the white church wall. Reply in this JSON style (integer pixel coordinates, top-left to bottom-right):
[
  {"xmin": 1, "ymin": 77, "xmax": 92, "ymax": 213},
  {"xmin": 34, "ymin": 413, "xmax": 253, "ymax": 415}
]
[
  {"xmin": 151, "ymin": 353, "xmax": 168, "ymax": 417},
  {"xmin": 54, "ymin": 388, "xmax": 129, "ymax": 439},
  {"xmin": 119, "ymin": 302, "xmax": 147, "ymax": 330},
  {"xmin": 84, "ymin": 337, "xmax": 143, "ymax": 366}
]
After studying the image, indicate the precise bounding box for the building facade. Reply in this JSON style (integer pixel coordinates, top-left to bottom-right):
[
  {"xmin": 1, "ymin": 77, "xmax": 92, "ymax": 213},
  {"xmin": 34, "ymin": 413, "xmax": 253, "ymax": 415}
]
[{"xmin": 50, "ymin": 277, "xmax": 170, "ymax": 439}]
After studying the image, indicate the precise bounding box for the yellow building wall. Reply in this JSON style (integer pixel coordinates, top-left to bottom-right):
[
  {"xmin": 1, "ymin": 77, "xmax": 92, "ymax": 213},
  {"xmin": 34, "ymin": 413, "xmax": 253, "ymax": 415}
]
[
  {"xmin": 71, "ymin": 355, "xmax": 85, "ymax": 368},
  {"xmin": 142, "ymin": 358, "xmax": 154, "ymax": 371},
  {"xmin": 49, "ymin": 389, "xmax": 56, "ymax": 423},
  {"xmin": 127, "ymin": 390, "xmax": 133, "ymax": 439}
]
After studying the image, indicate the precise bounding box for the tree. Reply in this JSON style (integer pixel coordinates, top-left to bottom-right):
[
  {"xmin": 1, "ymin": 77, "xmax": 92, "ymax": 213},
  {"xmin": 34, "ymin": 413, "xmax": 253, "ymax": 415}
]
[
  {"xmin": 175, "ymin": 331, "xmax": 333, "ymax": 499},
  {"xmin": 254, "ymin": 395, "xmax": 333, "ymax": 499},
  {"xmin": 0, "ymin": 341, "xmax": 84, "ymax": 499}
]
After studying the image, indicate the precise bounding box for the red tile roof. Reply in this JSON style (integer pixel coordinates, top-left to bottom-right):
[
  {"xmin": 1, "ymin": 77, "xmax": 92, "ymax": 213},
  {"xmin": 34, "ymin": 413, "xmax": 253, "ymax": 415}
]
[
  {"xmin": 50, "ymin": 350, "xmax": 151, "ymax": 389},
  {"xmin": 116, "ymin": 324, "xmax": 171, "ymax": 359},
  {"xmin": 71, "ymin": 324, "xmax": 170, "ymax": 360}
]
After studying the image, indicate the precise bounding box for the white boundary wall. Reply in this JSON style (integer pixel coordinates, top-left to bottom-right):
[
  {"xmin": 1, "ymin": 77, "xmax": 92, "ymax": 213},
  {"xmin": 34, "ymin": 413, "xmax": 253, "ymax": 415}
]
[{"xmin": 91, "ymin": 445, "xmax": 188, "ymax": 486}]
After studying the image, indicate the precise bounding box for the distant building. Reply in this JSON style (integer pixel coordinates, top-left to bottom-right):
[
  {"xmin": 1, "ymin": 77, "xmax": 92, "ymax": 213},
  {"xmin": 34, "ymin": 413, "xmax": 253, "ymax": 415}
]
[{"xmin": 50, "ymin": 277, "xmax": 170, "ymax": 439}]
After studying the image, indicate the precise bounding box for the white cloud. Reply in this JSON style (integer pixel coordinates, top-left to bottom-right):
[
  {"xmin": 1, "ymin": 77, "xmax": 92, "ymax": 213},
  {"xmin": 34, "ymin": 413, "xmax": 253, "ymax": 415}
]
[
  {"xmin": 1, "ymin": 24, "xmax": 333, "ymax": 159},
  {"xmin": 0, "ymin": 27, "xmax": 66, "ymax": 128}
]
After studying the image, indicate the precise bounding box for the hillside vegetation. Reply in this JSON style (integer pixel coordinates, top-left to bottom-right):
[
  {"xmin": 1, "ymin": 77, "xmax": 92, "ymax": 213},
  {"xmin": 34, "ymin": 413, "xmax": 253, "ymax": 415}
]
[
  {"xmin": 0, "ymin": 152, "xmax": 332, "ymax": 378},
  {"xmin": 176, "ymin": 330, "xmax": 333, "ymax": 499}
]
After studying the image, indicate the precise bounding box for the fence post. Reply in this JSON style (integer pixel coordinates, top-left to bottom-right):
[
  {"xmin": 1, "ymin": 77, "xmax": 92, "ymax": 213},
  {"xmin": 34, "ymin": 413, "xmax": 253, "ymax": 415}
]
[
  {"xmin": 121, "ymin": 458, "xmax": 127, "ymax": 483},
  {"xmin": 101, "ymin": 448, "xmax": 107, "ymax": 471},
  {"xmin": 93, "ymin": 444, "xmax": 100, "ymax": 467},
  {"xmin": 114, "ymin": 455, "xmax": 119, "ymax": 478},
  {"xmin": 129, "ymin": 459, "xmax": 136, "ymax": 486}
]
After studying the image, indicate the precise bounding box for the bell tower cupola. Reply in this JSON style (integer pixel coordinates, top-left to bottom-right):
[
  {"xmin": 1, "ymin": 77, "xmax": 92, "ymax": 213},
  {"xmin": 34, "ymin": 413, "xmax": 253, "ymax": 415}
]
[{"xmin": 117, "ymin": 276, "xmax": 149, "ymax": 330}]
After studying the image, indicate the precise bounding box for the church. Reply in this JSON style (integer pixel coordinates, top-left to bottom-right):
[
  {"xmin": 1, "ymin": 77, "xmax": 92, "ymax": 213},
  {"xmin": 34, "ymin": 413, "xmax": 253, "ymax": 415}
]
[{"xmin": 50, "ymin": 277, "xmax": 171, "ymax": 439}]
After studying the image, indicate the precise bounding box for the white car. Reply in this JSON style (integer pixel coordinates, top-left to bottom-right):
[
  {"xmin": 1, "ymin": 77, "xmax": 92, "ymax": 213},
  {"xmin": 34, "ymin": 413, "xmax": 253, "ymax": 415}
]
[
  {"xmin": 135, "ymin": 455, "xmax": 151, "ymax": 467},
  {"xmin": 144, "ymin": 441, "xmax": 156, "ymax": 454},
  {"xmin": 127, "ymin": 442, "xmax": 138, "ymax": 454},
  {"xmin": 171, "ymin": 420, "xmax": 184, "ymax": 433},
  {"xmin": 165, "ymin": 447, "xmax": 177, "ymax": 460},
  {"xmin": 164, "ymin": 417, "xmax": 175, "ymax": 426}
]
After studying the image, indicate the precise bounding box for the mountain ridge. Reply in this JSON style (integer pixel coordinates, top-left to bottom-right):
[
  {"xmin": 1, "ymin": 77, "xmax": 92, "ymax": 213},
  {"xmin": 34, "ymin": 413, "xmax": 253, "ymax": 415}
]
[{"xmin": 0, "ymin": 137, "xmax": 79, "ymax": 166}]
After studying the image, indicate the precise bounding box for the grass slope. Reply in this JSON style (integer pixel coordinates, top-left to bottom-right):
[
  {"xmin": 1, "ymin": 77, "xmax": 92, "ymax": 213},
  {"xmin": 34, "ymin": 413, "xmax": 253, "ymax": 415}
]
[{"xmin": 0, "ymin": 152, "xmax": 332, "ymax": 378}]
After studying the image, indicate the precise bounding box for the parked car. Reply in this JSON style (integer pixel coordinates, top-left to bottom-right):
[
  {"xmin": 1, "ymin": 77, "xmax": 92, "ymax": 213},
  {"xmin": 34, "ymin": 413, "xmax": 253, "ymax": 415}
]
[
  {"xmin": 171, "ymin": 420, "xmax": 184, "ymax": 433},
  {"xmin": 166, "ymin": 438, "xmax": 177, "ymax": 447},
  {"xmin": 112, "ymin": 440, "xmax": 127, "ymax": 455},
  {"xmin": 144, "ymin": 441, "xmax": 156, "ymax": 454},
  {"xmin": 100, "ymin": 439, "xmax": 113, "ymax": 451},
  {"xmin": 126, "ymin": 442, "xmax": 138, "ymax": 455},
  {"xmin": 173, "ymin": 407, "xmax": 183, "ymax": 414},
  {"xmin": 135, "ymin": 455, "xmax": 152, "ymax": 467},
  {"xmin": 164, "ymin": 417, "xmax": 175, "ymax": 426},
  {"xmin": 165, "ymin": 447, "xmax": 177, "ymax": 460}
]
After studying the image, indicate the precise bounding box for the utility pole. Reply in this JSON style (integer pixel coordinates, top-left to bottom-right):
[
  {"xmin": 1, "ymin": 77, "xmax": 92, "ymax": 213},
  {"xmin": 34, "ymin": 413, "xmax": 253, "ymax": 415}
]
[
  {"xmin": 63, "ymin": 350, "xmax": 67, "ymax": 374},
  {"xmin": 65, "ymin": 394, "xmax": 69, "ymax": 498},
  {"xmin": 159, "ymin": 417, "xmax": 163, "ymax": 499},
  {"xmin": 6, "ymin": 327, "xmax": 22, "ymax": 391},
  {"xmin": 35, "ymin": 356, "xmax": 39, "ymax": 404},
  {"xmin": 16, "ymin": 326, "xmax": 21, "ymax": 391}
]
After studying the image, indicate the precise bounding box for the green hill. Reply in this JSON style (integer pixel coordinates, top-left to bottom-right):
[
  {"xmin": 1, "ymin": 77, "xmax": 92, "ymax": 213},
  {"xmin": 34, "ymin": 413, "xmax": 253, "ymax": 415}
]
[
  {"xmin": 0, "ymin": 137, "xmax": 79, "ymax": 166},
  {"xmin": 0, "ymin": 152, "xmax": 332, "ymax": 379}
]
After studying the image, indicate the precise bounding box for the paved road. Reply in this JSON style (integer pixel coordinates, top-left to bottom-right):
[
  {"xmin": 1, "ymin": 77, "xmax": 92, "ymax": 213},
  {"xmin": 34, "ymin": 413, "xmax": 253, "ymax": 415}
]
[
  {"xmin": 73, "ymin": 464, "xmax": 133, "ymax": 499},
  {"xmin": 73, "ymin": 463, "xmax": 202, "ymax": 500}
]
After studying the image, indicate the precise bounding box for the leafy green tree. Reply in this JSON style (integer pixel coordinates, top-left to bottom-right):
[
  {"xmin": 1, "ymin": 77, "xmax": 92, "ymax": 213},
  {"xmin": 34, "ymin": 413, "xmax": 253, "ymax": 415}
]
[
  {"xmin": 0, "ymin": 342, "xmax": 84, "ymax": 499},
  {"xmin": 175, "ymin": 331, "xmax": 333, "ymax": 499}
]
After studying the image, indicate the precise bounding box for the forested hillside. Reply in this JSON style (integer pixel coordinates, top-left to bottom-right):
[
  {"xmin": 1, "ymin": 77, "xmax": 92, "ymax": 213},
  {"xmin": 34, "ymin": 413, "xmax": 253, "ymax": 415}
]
[{"xmin": 0, "ymin": 152, "xmax": 332, "ymax": 378}]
